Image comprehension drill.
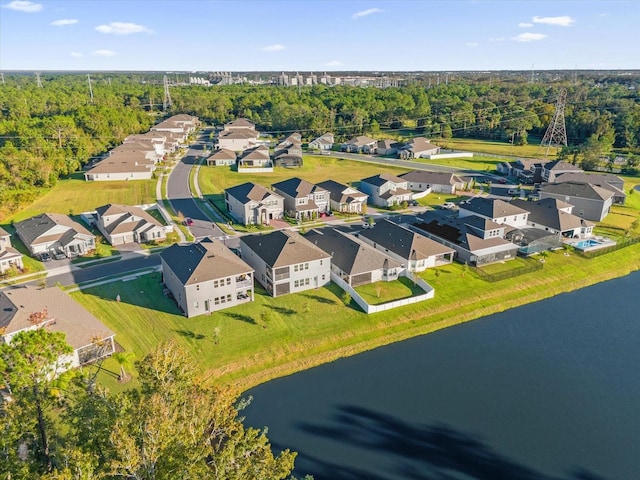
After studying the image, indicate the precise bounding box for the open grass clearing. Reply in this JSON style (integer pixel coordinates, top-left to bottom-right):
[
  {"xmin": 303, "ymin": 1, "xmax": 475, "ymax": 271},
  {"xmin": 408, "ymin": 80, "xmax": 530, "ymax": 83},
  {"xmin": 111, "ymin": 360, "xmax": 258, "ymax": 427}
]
[
  {"xmin": 5, "ymin": 173, "xmax": 157, "ymax": 223},
  {"xmin": 355, "ymin": 277, "xmax": 425, "ymax": 305},
  {"xmin": 413, "ymin": 155, "xmax": 500, "ymax": 172},
  {"xmin": 432, "ymin": 137, "xmax": 551, "ymax": 160},
  {"xmin": 72, "ymin": 240, "xmax": 640, "ymax": 393},
  {"xmin": 476, "ymin": 256, "xmax": 539, "ymax": 275}
]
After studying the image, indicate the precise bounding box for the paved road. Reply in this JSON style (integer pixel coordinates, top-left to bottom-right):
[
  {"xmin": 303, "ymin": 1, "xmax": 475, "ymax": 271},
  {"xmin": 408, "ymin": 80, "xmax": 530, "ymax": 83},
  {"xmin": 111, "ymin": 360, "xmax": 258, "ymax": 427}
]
[{"xmin": 167, "ymin": 129, "xmax": 226, "ymax": 240}]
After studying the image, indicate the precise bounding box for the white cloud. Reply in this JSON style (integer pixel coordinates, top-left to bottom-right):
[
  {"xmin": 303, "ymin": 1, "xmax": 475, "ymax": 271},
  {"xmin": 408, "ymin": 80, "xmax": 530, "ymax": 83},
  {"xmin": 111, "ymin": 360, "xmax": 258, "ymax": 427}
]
[
  {"xmin": 324, "ymin": 60, "xmax": 343, "ymax": 67},
  {"xmin": 352, "ymin": 7, "xmax": 383, "ymax": 19},
  {"xmin": 489, "ymin": 36, "xmax": 506, "ymax": 42},
  {"xmin": 518, "ymin": 22, "xmax": 533, "ymax": 28},
  {"xmin": 70, "ymin": 51, "xmax": 83, "ymax": 58},
  {"xmin": 465, "ymin": 42, "xmax": 479, "ymax": 47},
  {"xmin": 532, "ymin": 15, "xmax": 575, "ymax": 27},
  {"xmin": 51, "ymin": 18, "xmax": 78, "ymax": 26},
  {"xmin": 92, "ymin": 49, "xmax": 116, "ymax": 57},
  {"xmin": 512, "ymin": 32, "xmax": 547, "ymax": 42},
  {"xmin": 262, "ymin": 44, "xmax": 285, "ymax": 52},
  {"xmin": 95, "ymin": 22, "xmax": 153, "ymax": 35},
  {"xmin": 2, "ymin": 1, "xmax": 42, "ymax": 12}
]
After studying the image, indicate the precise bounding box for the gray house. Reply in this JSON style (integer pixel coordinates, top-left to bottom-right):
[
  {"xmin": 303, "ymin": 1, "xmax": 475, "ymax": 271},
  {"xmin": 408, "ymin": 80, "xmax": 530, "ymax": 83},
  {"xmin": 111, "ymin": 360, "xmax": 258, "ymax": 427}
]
[
  {"xmin": 308, "ymin": 133, "xmax": 334, "ymax": 151},
  {"xmin": 239, "ymin": 230, "xmax": 331, "ymax": 297},
  {"xmin": 206, "ymin": 148, "xmax": 237, "ymax": 167},
  {"xmin": 538, "ymin": 181, "xmax": 614, "ymax": 221},
  {"xmin": 399, "ymin": 170, "xmax": 465, "ymax": 195},
  {"xmin": 458, "ymin": 197, "xmax": 529, "ymax": 228},
  {"xmin": 225, "ymin": 182, "xmax": 284, "ymax": 226},
  {"xmin": 554, "ymin": 172, "xmax": 626, "ymax": 204},
  {"xmin": 398, "ymin": 137, "xmax": 440, "ymax": 159},
  {"xmin": 315, "ymin": 180, "xmax": 368, "ymax": 214},
  {"xmin": 272, "ymin": 177, "xmax": 330, "ymax": 220},
  {"xmin": 341, "ymin": 135, "xmax": 377, "ymax": 153},
  {"xmin": 95, "ymin": 204, "xmax": 168, "ymax": 245},
  {"xmin": 305, "ymin": 228, "xmax": 402, "ymax": 286},
  {"xmin": 414, "ymin": 212, "xmax": 519, "ymax": 266},
  {"xmin": 160, "ymin": 239, "xmax": 254, "ymax": 317},
  {"xmin": 359, "ymin": 173, "xmax": 413, "ymax": 207},
  {"xmin": 376, "ymin": 139, "xmax": 401, "ymax": 156},
  {"xmin": 511, "ymin": 198, "xmax": 594, "ymax": 238},
  {"xmin": 15, "ymin": 213, "xmax": 95, "ymax": 257},
  {"xmin": 541, "ymin": 160, "xmax": 583, "ymax": 183},
  {"xmin": 356, "ymin": 219, "xmax": 454, "ymax": 272},
  {"xmin": 0, "ymin": 227, "xmax": 24, "ymax": 274}
]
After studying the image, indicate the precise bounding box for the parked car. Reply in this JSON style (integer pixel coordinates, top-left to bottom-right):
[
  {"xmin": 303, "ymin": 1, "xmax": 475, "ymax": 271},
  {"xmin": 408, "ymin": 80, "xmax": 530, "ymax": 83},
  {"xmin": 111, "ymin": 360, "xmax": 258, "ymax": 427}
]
[
  {"xmin": 441, "ymin": 202, "xmax": 456, "ymax": 209},
  {"xmin": 508, "ymin": 189, "xmax": 520, "ymax": 195},
  {"xmin": 497, "ymin": 178, "xmax": 507, "ymax": 184},
  {"xmin": 409, "ymin": 200, "xmax": 418, "ymax": 206},
  {"xmin": 53, "ymin": 251, "xmax": 66, "ymax": 260},
  {"xmin": 183, "ymin": 217, "xmax": 194, "ymax": 226},
  {"xmin": 39, "ymin": 252, "xmax": 51, "ymax": 262}
]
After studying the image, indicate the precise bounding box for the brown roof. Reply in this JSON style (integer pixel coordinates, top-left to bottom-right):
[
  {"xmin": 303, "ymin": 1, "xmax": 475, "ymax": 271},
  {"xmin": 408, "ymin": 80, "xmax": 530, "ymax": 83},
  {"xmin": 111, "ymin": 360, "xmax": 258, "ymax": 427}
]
[
  {"xmin": 15, "ymin": 213, "xmax": 93, "ymax": 247},
  {"xmin": 0, "ymin": 286, "xmax": 114, "ymax": 349},
  {"xmin": 208, "ymin": 148, "xmax": 237, "ymax": 161}
]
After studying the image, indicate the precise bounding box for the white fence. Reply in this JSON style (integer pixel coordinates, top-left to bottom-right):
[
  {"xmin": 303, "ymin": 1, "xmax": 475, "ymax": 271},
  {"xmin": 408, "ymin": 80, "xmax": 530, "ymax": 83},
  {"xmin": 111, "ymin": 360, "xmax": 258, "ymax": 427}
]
[
  {"xmin": 237, "ymin": 167, "xmax": 274, "ymax": 173},
  {"xmin": 332, "ymin": 271, "xmax": 434, "ymax": 314},
  {"xmin": 426, "ymin": 151, "xmax": 474, "ymax": 160}
]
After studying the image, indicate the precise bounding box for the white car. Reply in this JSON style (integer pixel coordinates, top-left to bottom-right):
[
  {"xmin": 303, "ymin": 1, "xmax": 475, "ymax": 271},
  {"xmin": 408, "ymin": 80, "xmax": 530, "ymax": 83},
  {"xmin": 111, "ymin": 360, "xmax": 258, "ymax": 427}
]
[{"xmin": 441, "ymin": 202, "xmax": 456, "ymax": 209}]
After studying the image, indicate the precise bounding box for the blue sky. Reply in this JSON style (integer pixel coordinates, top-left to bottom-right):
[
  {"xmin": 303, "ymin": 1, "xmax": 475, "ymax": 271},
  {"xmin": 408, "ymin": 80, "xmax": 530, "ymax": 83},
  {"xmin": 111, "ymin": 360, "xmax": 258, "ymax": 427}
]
[{"xmin": 1, "ymin": 0, "xmax": 637, "ymax": 71}]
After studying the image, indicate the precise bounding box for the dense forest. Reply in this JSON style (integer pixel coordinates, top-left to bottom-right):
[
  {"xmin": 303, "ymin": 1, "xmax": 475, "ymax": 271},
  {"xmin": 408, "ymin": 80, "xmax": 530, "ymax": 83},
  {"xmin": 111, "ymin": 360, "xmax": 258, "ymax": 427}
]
[{"xmin": 0, "ymin": 72, "xmax": 638, "ymax": 215}]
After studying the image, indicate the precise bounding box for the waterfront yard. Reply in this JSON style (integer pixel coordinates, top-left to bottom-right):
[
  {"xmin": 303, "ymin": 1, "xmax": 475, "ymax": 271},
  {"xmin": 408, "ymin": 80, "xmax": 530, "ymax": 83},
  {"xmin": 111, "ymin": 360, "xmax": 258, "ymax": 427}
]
[
  {"xmin": 354, "ymin": 277, "xmax": 425, "ymax": 305},
  {"xmin": 73, "ymin": 240, "xmax": 640, "ymax": 393}
]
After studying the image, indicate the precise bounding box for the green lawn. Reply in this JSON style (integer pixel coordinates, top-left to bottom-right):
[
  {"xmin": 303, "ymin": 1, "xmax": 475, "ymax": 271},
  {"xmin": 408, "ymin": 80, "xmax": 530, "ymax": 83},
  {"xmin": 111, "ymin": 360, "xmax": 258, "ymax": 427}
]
[
  {"xmin": 476, "ymin": 256, "xmax": 541, "ymax": 275},
  {"xmin": 413, "ymin": 155, "xmax": 501, "ymax": 172},
  {"xmin": 5, "ymin": 173, "xmax": 157, "ymax": 223},
  {"xmin": 72, "ymin": 240, "xmax": 640, "ymax": 393},
  {"xmin": 198, "ymin": 155, "xmax": 411, "ymax": 196},
  {"xmin": 355, "ymin": 277, "xmax": 425, "ymax": 305},
  {"xmin": 433, "ymin": 137, "xmax": 553, "ymax": 160}
]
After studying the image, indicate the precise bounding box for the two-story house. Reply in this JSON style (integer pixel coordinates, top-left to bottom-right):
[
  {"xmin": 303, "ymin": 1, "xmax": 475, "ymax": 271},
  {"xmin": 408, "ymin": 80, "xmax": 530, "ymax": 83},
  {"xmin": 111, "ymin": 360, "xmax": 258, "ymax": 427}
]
[
  {"xmin": 216, "ymin": 118, "xmax": 259, "ymax": 151},
  {"xmin": 240, "ymin": 230, "xmax": 331, "ymax": 297},
  {"xmin": 359, "ymin": 173, "xmax": 413, "ymax": 207},
  {"xmin": 458, "ymin": 197, "xmax": 530, "ymax": 228},
  {"xmin": 225, "ymin": 182, "xmax": 285, "ymax": 226},
  {"xmin": 160, "ymin": 239, "xmax": 255, "ymax": 317},
  {"xmin": 273, "ymin": 132, "xmax": 303, "ymax": 167},
  {"xmin": 399, "ymin": 170, "xmax": 465, "ymax": 195},
  {"xmin": 511, "ymin": 198, "xmax": 594, "ymax": 239},
  {"xmin": 541, "ymin": 160, "xmax": 583, "ymax": 183},
  {"xmin": 315, "ymin": 180, "xmax": 368, "ymax": 214},
  {"xmin": 341, "ymin": 135, "xmax": 377, "ymax": 154},
  {"xmin": 272, "ymin": 177, "xmax": 330, "ymax": 220},
  {"xmin": 538, "ymin": 181, "xmax": 614, "ymax": 221},
  {"xmin": 0, "ymin": 227, "xmax": 24, "ymax": 274},
  {"xmin": 95, "ymin": 204, "xmax": 168, "ymax": 245}
]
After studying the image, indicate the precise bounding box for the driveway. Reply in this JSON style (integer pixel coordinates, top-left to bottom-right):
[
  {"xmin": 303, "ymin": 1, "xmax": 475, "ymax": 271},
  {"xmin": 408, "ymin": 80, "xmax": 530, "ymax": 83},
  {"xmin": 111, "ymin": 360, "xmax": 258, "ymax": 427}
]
[{"xmin": 166, "ymin": 130, "xmax": 227, "ymax": 240}]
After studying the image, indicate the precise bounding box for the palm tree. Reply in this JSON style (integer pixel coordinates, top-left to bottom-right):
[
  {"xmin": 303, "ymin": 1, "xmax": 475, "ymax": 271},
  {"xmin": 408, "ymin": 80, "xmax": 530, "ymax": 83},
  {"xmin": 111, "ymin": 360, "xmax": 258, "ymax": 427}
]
[{"xmin": 112, "ymin": 351, "xmax": 135, "ymax": 383}]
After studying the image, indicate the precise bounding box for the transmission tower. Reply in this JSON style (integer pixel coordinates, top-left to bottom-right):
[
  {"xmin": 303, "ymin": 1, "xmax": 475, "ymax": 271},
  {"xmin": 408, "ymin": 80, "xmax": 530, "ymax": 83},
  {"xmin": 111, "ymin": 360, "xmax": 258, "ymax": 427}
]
[
  {"xmin": 539, "ymin": 89, "xmax": 568, "ymax": 158},
  {"xmin": 163, "ymin": 75, "xmax": 172, "ymax": 111},
  {"xmin": 87, "ymin": 74, "xmax": 94, "ymax": 104},
  {"xmin": 35, "ymin": 72, "xmax": 43, "ymax": 88}
]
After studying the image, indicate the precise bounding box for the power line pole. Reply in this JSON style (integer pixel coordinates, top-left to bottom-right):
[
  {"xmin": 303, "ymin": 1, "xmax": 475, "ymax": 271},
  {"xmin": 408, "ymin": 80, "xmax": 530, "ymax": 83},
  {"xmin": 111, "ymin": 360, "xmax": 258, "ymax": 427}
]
[
  {"xmin": 87, "ymin": 74, "xmax": 94, "ymax": 104},
  {"xmin": 539, "ymin": 89, "xmax": 568, "ymax": 158},
  {"xmin": 529, "ymin": 64, "xmax": 534, "ymax": 84},
  {"xmin": 35, "ymin": 72, "xmax": 43, "ymax": 88},
  {"xmin": 163, "ymin": 75, "xmax": 172, "ymax": 111},
  {"xmin": 0, "ymin": 72, "xmax": 4, "ymax": 85}
]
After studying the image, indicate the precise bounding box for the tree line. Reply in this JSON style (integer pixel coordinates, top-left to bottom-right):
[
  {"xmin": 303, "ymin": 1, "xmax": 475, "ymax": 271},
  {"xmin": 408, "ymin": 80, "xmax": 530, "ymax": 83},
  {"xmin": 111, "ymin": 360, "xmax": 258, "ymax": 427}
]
[{"xmin": 0, "ymin": 73, "xmax": 638, "ymax": 217}]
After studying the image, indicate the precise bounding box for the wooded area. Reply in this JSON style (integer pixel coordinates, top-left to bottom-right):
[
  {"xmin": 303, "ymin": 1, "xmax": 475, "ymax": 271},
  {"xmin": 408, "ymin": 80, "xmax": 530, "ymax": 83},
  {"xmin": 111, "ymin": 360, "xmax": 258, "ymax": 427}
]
[{"xmin": 1, "ymin": 72, "xmax": 638, "ymax": 218}]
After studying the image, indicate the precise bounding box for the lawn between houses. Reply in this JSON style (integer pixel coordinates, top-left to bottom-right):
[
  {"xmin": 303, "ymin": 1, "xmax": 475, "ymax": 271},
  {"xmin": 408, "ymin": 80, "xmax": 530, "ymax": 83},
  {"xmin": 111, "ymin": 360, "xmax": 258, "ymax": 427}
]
[{"xmin": 72, "ymin": 241, "xmax": 640, "ymax": 394}]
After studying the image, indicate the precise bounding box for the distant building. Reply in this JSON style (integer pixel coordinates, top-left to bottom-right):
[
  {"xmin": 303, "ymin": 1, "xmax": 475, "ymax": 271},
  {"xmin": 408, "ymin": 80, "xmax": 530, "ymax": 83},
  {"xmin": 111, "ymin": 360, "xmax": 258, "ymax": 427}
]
[
  {"xmin": 341, "ymin": 136, "xmax": 377, "ymax": 154},
  {"xmin": 541, "ymin": 160, "xmax": 583, "ymax": 183},
  {"xmin": 216, "ymin": 118, "xmax": 259, "ymax": 151},
  {"xmin": 398, "ymin": 137, "xmax": 440, "ymax": 159}
]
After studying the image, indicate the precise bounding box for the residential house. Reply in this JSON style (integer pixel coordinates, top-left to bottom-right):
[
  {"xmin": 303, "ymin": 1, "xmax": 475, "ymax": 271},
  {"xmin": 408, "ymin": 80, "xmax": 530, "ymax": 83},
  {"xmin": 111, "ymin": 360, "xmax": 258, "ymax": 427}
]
[
  {"xmin": 84, "ymin": 144, "xmax": 157, "ymax": 181},
  {"xmin": 305, "ymin": 228, "xmax": 402, "ymax": 286},
  {"xmin": 376, "ymin": 139, "xmax": 401, "ymax": 156},
  {"xmin": 359, "ymin": 173, "xmax": 413, "ymax": 207},
  {"xmin": 554, "ymin": 172, "xmax": 626, "ymax": 204},
  {"xmin": 206, "ymin": 148, "xmax": 237, "ymax": 167},
  {"xmin": 341, "ymin": 135, "xmax": 377, "ymax": 154},
  {"xmin": 273, "ymin": 132, "xmax": 303, "ymax": 167},
  {"xmin": 95, "ymin": 204, "xmax": 168, "ymax": 245},
  {"xmin": 398, "ymin": 137, "xmax": 440, "ymax": 159},
  {"xmin": 225, "ymin": 182, "xmax": 284, "ymax": 226},
  {"xmin": 15, "ymin": 213, "xmax": 95, "ymax": 257},
  {"xmin": 151, "ymin": 114, "xmax": 199, "ymax": 136},
  {"xmin": 399, "ymin": 170, "xmax": 465, "ymax": 195},
  {"xmin": 315, "ymin": 180, "xmax": 368, "ymax": 214},
  {"xmin": 124, "ymin": 131, "xmax": 170, "ymax": 157},
  {"xmin": 496, "ymin": 158, "xmax": 545, "ymax": 184},
  {"xmin": 511, "ymin": 198, "xmax": 594, "ymax": 238},
  {"xmin": 160, "ymin": 239, "xmax": 254, "ymax": 317},
  {"xmin": 0, "ymin": 285, "xmax": 115, "ymax": 369},
  {"xmin": 355, "ymin": 219, "xmax": 454, "ymax": 272},
  {"xmin": 414, "ymin": 211, "xmax": 519, "ymax": 266},
  {"xmin": 239, "ymin": 230, "xmax": 331, "ymax": 297},
  {"xmin": 541, "ymin": 160, "xmax": 583, "ymax": 183},
  {"xmin": 272, "ymin": 177, "xmax": 330, "ymax": 220},
  {"xmin": 458, "ymin": 197, "xmax": 529, "ymax": 228},
  {"xmin": 238, "ymin": 145, "xmax": 272, "ymax": 169},
  {"xmin": 216, "ymin": 118, "xmax": 259, "ymax": 151},
  {"xmin": 308, "ymin": 132, "xmax": 334, "ymax": 151},
  {"xmin": 0, "ymin": 227, "xmax": 24, "ymax": 274},
  {"xmin": 538, "ymin": 181, "xmax": 614, "ymax": 221}
]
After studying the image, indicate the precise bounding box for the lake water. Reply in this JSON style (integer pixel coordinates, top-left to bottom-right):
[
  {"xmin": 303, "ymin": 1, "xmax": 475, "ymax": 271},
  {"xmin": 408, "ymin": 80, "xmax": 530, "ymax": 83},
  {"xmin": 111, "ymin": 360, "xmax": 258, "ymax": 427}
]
[{"xmin": 244, "ymin": 272, "xmax": 640, "ymax": 480}]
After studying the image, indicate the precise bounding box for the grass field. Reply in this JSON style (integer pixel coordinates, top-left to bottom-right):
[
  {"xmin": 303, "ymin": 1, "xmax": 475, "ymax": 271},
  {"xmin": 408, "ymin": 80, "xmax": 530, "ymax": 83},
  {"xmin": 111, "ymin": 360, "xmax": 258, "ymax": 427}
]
[
  {"xmin": 73, "ymin": 239, "xmax": 640, "ymax": 394},
  {"xmin": 433, "ymin": 137, "xmax": 553, "ymax": 160},
  {"xmin": 355, "ymin": 277, "xmax": 425, "ymax": 304},
  {"xmin": 413, "ymin": 155, "xmax": 501, "ymax": 172},
  {"xmin": 5, "ymin": 173, "xmax": 157, "ymax": 223}
]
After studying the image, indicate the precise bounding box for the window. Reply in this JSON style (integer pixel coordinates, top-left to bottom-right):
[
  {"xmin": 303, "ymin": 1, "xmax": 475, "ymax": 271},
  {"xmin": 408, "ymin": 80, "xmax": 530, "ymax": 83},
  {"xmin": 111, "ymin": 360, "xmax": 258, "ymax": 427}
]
[
  {"xmin": 304, "ymin": 263, "xmax": 309, "ymax": 270},
  {"xmin": 194, "ymin": 301, "xmax": 199, "ymax": 308},
  {"xmin": 213, "ymin": 280, "xmax": 219, "ymax": 288},
  {"xmin": 226, "ymin": 277, "xmax": 231, "ymax": 285},
  {"xmin": 226, "ymin": 294, "xmax": 232, "ymax": 302},
  {"xmin": 214, "ymin": 297, "xmax": 220, "ymax": 305},
  {"xmin": 304, "ymin": 278, "xmax": 310, "ymax": 286},
  {"xmin": 196, "ymin": 285, "xmax": 200, "ymax": 291}
]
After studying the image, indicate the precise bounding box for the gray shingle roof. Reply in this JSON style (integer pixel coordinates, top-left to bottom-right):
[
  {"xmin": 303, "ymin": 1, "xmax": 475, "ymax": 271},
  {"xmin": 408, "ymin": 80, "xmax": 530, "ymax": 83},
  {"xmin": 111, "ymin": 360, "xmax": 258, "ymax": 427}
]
[
  {"xmin": 240, "ymin": 230, "xmax": 331, "ymax": 268},
  {"xmin": 305, "ymin": 228, "xmax": 401, "ymax": 275},
  {"xmin": 511, "ymin": 198, "xmax": 594, "ymax": 231},
  {"xmin": 272, "ymin": 177, "xmax": 327, "ymax": 199},
  {"xmin": 459, "ymin": 197, "xmax": 529, "ymax": 219},
  {"xmin": 316, "ymin": 180, "xmax": 367, "ymax": 203},
  {"xmin": 15, "ymin": 213, "xmax": 93, "ymax": 247},
  {"xmin": 160, "ymin": 239, "xmax": 253, "ymax": 286},
  {"xmin": 360, "ymin": 173, "xmax": 406, "ymax": 187},
  {"xmin": 225, "ymin": 182, "xmax": 281, "ymax": 204},
  {"xmin": 399, "ymin": 170, "xmax": 463, "ymax": 186},
  {"xmin": 540, "ymin": 181, "xmax": 614, "ymax": 201}
]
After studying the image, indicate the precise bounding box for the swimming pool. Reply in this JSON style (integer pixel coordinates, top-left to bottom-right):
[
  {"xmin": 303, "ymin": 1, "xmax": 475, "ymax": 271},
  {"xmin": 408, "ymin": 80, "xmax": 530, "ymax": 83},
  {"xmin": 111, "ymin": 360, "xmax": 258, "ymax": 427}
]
[{"xmin": 574, "ymin": 239, "xmax": 603, "ymax": 249}]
